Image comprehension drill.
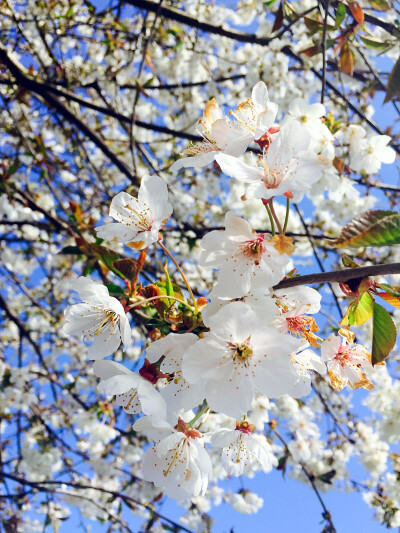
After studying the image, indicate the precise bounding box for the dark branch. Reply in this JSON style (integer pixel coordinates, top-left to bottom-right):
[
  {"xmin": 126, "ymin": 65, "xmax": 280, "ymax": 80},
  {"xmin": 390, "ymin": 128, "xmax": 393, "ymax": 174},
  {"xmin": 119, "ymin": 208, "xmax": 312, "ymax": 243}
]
[{"xmin": 273, "ymin": 262, "xmax": 400, "ymax": 290}]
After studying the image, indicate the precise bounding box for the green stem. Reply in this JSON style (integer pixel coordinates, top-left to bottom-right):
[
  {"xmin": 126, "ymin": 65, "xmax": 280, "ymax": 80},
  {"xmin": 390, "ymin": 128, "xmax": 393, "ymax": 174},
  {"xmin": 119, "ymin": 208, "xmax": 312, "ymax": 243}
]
[
  {"xmin": 269, "ymin": 198, "xmax": 283, "ymax": 235},
  {"xmin": 264, "ymin": 202, "xmax": 276, "ymax": 236},
  {"xmin": 187, "ymin": 402, "xmax": 209, "ymax": 427},
  {"xmin": 127, "ymin": 294, "xmax": 193, "ymax": 311},
  {"xmin": 158, "ymin": 239, "xmax": 198, "ymax": 310},
  {"xmin": 282, "ymin": 197, "xmax": 290, "ymax": 235}
]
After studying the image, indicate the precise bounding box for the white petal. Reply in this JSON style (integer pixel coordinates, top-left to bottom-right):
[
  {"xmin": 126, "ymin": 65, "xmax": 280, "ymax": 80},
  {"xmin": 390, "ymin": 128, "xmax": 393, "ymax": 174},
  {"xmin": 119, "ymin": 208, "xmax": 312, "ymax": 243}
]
[
  {"xmin": 216, "ymin": 154, "xmax": 261, "ymax": 183},
  {"xmin": 96, "ymin": 222, "xmax": 138, "ymax": 243},
  {"xmin": 87, "ymin": 323, "xmax": 121, "ymax": 359},
  {"xmin": 208, "ymin": 301, "xmax": 258, "ymax": 343}
]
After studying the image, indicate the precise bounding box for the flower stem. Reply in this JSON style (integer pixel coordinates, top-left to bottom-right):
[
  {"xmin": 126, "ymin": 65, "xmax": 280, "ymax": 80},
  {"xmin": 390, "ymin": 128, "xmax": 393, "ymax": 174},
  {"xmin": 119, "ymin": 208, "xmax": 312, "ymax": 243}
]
[
  {"xmin": 269, "ymin": 198, "xmax": 283, "ymax": 234},
  {"xmin": 187, "ymin": 402, "xmax": 209, "ymax": 427},
  {"xmin": 158, "ymin": 239, "xmax": 198, "ymax": 310},
  {"xmin": 264, "ymin": 202, "xmax": 276, "ymax": 236},
  {"xmin": 127, "ymin": 294, "xmax": 193, "ymax": 311},
  {"xmin": 282, "ymin": 197, "xmax": 290, "ymax": 235}
]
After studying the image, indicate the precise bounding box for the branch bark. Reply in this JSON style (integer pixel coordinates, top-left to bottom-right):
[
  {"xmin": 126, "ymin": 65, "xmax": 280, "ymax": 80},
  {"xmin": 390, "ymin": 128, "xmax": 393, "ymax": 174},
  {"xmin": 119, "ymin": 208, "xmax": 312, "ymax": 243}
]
[
  {"xmin": 0, "ymin": 46, "xmax": 138, "ymax": 184},
  {"xmin": 273, "ymin": 262, "xmax": 400, "ymax": 291}
]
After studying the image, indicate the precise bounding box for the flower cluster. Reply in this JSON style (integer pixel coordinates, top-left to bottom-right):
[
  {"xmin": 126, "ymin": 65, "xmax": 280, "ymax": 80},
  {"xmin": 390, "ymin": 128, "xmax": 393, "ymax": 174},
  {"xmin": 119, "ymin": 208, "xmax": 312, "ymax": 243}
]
[{"xmin": 62, "ymin": 83, "xmax": 387, "ymax": 505}]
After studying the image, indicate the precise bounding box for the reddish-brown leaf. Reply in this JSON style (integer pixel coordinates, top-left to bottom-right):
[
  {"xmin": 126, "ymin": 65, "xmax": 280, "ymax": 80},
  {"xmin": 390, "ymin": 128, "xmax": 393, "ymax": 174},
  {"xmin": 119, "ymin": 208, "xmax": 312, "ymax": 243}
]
[
  {"xmin": 348, "ymin": 1, "xmax": 364, "ymax": 24},
  {"xmin": 339, "ymin": 44, "xmax": 355, "ymax": 75},
  {"xmin": 272, "ymin": 0, "xmax": 284, "ymax": 33}
]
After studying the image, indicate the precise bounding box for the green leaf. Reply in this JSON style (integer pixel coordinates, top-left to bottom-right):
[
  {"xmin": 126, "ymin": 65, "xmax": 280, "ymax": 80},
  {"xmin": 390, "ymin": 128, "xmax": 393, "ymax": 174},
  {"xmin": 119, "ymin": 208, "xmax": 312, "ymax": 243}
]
[
  {"xmin": 105, "ymin": 284, "xmax": 125, "ymax": 296},
  {"xmin": 304, "ymin": 16, "xmax": 335, "ymax": 35},
  {"xmin": 89, "ymin": 244, "xmax": 124, "ymax": 278},
  {"xmin": 341, "ymin": 292, "xmax": 374, "ymax": 326},
  {"xmin": 332, "ymin": 210, "xmax": 400, "ymax": 248},
  {"xmin": 83, "ymin": 262, "xmax": 96, "ymax": 276},
  {"xmin": 372, "ymin": 302, "xmax": 397, "ymax": 365},
  {"xmin": 366, "ymin": 0, "xmax": 390, "ymax": 10},
  {"xmin": 360, "ymin": 36, "xmax": 390, "ymax": 49},
  {"xmin": 335, "ymin": 3, "xmax": 346, "ymax": 28},
  {"xmin": 384, "ymin": 57, "xmax": 400, "ymax": 104},
  {"xmin": 7, "ymin": 160, "xmax": 19, "ymax": 177},
  {"xmin": 378, "ymin": 283, "xmax": 400, "ymax": 298},
  {"xmin": 342, "ymin": 254, "xmax": 360, "ymax": 268},
  {"xmin": 60, "ymin": 245, "xmax": 82, "ymax": 255},
  {"xmin": 163, "ymin": 262, "xmax": 174, "ymax": 298},
  {"xmin": 318, "ymin": 470, "xmax": 337, "ymax": 485}
]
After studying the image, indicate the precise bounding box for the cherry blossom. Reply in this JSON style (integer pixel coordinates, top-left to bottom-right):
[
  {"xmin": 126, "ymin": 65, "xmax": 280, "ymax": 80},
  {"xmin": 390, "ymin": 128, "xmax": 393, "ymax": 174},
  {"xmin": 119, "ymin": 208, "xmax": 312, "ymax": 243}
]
[
  {"xmin": 141, "ymin": 418, "xmax": 212, "ymax": 499},
  {"xmin": 92, "ymin": 360, "xmax": 167, "ymax": 420},
  {"xmin": 345, "ymin": 125, "xmax": 396, "ymax": 174},
  {"xmin": 321, "ymin": 332, "xmax": 374, "ymax": 391},
  {"xmin": 169, "ymin": 98, "xmax": 252, "ymax": 171},
  {"xmin": 211, "ymin": 421, "xmax": 277, "ymax": 476},
  {"xmin": 216, "ymin": 120, "xmax": 329, "ymax": 202},
  {"xmin": 289, "ymin": 345, "xmax": 327, "ymax": 397},
  {"xmin": 182, "ymin": 301, "xmax": 304, "ymax": 417},
  {"xmin": 96, "ymin": 175, "xmax": 173, "ymax": 249},
  {"xmin": 199, "ymin": 211, "xmax": 291, "ymax": 299},
  {"xmin": 63, "ymin": 277, "xmax": 132, "ymax": 359},
  {"xmin": 272, "ymin": 286, "xmax": 321, "ymax": 347},
  {"xmin": 228, "ymin": 81, "xmax": 279, "ymax": 142},
  {"xmin": 145, "ymin": 333, "xmax": 206, "ymax": 412},
  {"xmin": 287, "ymin": 99, "xmax": 326, "ymax": 127}
]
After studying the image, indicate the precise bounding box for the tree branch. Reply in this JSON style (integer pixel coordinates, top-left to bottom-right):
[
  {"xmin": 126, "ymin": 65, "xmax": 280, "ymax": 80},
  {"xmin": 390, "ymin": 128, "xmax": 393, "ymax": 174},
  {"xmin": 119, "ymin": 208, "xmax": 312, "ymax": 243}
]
[
  {"xmin": 0, "ymin": 46, "xmax": 138, "ymax": 184},
  {"xmin": 273, "ymin": 262, "xmax": 400, "ymax": 291},
  {"xmin": 123, "ymin": 0, "xmax": 399, "ymax": 154}
]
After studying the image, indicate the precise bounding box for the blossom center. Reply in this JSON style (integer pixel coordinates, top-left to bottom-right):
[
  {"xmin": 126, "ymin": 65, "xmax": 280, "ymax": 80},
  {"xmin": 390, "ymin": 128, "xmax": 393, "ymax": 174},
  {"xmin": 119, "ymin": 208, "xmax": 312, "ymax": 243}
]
[
  {"xmin": 285, "ymin": 315, "xmax": 304, "ymax": 332},
  {"xmin": 239, "ymin": 235, "xmax": 265, "ymax": 264},
  {"xmin": 125, "ymin": 203, "xmax": 152, "ymax": 231},
  {"xmin": 93, "ymin": 309, "xmax": 118, "ymax": 336},
  {"xmin": 335, "ymin": 344, "xmax": 357, "ymax": 367},
  {"xmin": 229, "ymin": 340, "xmax": 253, "ymax": 366}
]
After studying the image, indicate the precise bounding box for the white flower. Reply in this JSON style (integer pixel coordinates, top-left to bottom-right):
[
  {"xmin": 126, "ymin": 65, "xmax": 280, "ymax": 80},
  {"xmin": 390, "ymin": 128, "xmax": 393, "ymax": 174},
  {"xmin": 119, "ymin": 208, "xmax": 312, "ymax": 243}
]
[
  {"xmin": 271, "ymin": 286, "xmax": 321, "ymax": 347},
  {"xmin": 287, "ymin": 437, "xmax": 312, "ymax": 462},
  {"xmin": 146, "ymin": 333, "xmax": 205, "ymax": 412},
  {"xmin": 170, "ymin": 98, "xmax": 252, "ymax": 171},
  {"xmin": 248, "ymin": 394, "xmax": 270, "ymax": 431},
  {"xmin": 182, "ymin": 301, "xmax": 303, "ymax": 418},
  {"xmin": 345, "ymin": 126, "xmax": 396, "ymax": 174},
  {"xmin": 272, "ymin": 286, "xmax": 322, "ymax": 316},
  {"xmin": 141, "ymin": 418, "xmax": 212, "ymax": 500},
  {"xmin": 201, "ymin": 287, "xmax": 277, "ymax": 327},
  {"xmin": 226, "ymin": 490, "xmax": 264, "ymax": 514},
  {"xmin": 289, "ymin": 346, "xmax": 327, "ymax": 397},
  {"xmin": 170, "ymin": 82, "xmax": 277, "ymax": 171},
  {"xmin": 321, "ymin": 333, "xmax": 374, "ymax": 391},
  {"xmin": 199, "ymin": 211, "xmax": 290, "ymax": 299},
  {"xmin": 216, "ymin": 120, "xmax": 328, "ymax": 202},
  {"xmin": 92, "ymin": 360, "xmax": 167, "ymax": 420},
  {"xmin": 63, "ymin": 277, "xmax": 131, "ymax": 359},
  {"xmin": 350, "ymin": 135, "xmax": 396, "ymax": 175},
  {"xmin": 96, "ymin": 175, "xmax": 172, "ymax": 249},
  {"xmin": 287, "ymin": 98, "xmax": 325, "ymax": 126},
  {"xmin": 211, "ymin": 423, "xmax": 277, "ymax": 476},
  {"xmin": 229, "ymin": 81, "xmax": 278, "ymax": 141}
]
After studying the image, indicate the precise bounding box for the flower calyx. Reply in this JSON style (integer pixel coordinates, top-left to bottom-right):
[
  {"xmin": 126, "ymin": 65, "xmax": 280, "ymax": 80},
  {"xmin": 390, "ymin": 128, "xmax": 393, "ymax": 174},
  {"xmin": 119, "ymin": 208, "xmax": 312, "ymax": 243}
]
[
  {"xmin": 175, "ymin": 417, "xmax": 202, "ymax": 440},
  {"xmin": 139, "ymin": 358, "xmax": 167, "ymax": 384},
  {"xmin": 255, "ymin": 126, "xmax": 281, "ymax": 150},
  {"xmin": 235, "ymin": 420, "xmax": 253, "ymax": 435}
]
